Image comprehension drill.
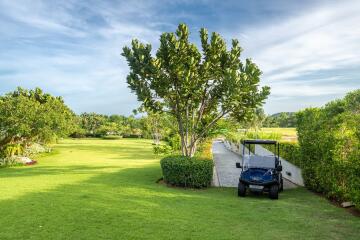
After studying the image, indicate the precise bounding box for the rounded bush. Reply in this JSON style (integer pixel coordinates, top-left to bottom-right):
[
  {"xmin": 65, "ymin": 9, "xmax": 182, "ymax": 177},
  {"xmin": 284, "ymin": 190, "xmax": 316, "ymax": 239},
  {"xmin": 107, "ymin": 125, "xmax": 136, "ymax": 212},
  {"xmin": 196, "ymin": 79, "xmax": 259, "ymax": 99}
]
[{"xmin": 160, "ymin": 155, "xmax": 213, "ymax": 188}]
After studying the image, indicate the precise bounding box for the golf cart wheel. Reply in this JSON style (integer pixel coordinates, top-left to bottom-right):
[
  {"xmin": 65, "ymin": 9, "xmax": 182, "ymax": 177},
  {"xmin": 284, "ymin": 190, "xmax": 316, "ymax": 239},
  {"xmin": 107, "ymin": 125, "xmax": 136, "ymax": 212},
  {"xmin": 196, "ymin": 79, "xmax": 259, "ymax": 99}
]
[
  {"xmin": 280, "ymin": 176, "xmax": 284, "ymax": 192},
  {"xmin": 238, "ymin": 182, "xmax": 246, "ymax": 197},
  {"xmin": 269, "ymin": 185, "xmax": 279, "ymax": 200}
]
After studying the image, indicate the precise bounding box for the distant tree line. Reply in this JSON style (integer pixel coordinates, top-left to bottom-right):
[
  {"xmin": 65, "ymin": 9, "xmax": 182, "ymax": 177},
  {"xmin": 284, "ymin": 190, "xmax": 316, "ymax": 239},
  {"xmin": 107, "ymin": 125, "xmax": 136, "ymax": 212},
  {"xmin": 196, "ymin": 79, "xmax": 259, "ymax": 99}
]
[
  {"xmin": 71, "ymin": 113, "xmax": 143, "ymax": 138},
  {"xmin": 220, "ymin": 109, "xmax": 297, "ymax": 130},
  {"xmin": 70, "ymin": 112, "xmax": 177, "ymax": 143},
  {"xmin": 0, "ymin": 87, "xmax": 75, "ymax": 149},
  {"xmin": 0, "ymin": 87, "xmax": 181, "ymax": 160},
  {"xmin": 0, "ymin": 86, "xmax": 295, "ymax": 163},
  {"xmin": 262, "ymin": 112, "xmax": 297, "ymax": 128}
]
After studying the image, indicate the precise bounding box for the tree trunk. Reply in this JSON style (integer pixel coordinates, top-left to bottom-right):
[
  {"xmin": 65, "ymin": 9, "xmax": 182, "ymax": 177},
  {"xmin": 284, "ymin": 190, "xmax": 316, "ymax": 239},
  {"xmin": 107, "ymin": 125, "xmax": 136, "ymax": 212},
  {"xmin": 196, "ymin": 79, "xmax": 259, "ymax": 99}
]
[
  {"xmin": 0, "ymin": 135, "xmax": 13, "ymax": 148},
  {"xmin": 189, "ymin": 140, "xmax": 198, "ymax": 157},
  {"xmin": 176, "ymin": 112, "xmax": 189, "ymax": 156}
]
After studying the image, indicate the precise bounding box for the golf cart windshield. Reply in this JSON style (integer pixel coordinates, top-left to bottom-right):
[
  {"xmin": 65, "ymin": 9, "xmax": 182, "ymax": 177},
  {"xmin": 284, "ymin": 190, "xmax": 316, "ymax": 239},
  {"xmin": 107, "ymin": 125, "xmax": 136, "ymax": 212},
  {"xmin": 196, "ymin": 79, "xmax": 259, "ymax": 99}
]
[
  {"xmin": 241, "ymin": 139, "xmax": 279, "ymax": 170},
  {"xmin": 243, "ymin": 155, "xmax": 276, "ymax": 169}
]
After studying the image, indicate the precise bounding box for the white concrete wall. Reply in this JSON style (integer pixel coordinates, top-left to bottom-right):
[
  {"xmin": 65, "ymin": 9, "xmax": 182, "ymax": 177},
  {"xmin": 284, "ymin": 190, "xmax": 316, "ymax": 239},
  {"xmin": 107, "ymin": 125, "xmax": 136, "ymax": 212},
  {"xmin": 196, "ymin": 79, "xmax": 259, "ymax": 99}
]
[
  {"xmin": 225, "ymin": 140, "xmax": 249, "ymax": 155},
  {"xmin": 255, "ymin": 145, "xmax": 304, "ymax": 186}
]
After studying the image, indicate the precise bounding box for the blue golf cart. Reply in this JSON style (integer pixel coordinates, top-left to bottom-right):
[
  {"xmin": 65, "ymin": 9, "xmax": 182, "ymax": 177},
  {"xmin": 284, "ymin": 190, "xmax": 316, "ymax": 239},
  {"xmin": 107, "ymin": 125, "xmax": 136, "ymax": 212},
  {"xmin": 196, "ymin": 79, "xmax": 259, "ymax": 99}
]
[{"xmin": 236, "ymin": 139, "xmax": 283, "ymax": 199}]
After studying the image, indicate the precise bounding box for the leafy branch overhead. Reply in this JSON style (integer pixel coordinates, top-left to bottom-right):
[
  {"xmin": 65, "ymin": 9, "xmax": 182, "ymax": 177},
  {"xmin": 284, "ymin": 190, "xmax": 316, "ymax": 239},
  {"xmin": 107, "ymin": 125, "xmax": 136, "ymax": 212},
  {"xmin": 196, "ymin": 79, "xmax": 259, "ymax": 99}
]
[{"xmin": 122, "ymin": 23, "xmax": 270, "ymax": 156}]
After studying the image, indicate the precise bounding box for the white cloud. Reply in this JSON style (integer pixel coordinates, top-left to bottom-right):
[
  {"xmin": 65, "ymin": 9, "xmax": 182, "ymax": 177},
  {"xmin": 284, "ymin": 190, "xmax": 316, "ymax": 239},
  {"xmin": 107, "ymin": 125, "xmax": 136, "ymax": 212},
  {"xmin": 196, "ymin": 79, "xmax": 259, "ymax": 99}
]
[
  {"xmin": 0, "ymin": 0, "xmax": 86, "ymax": 37},
  {"xmin": 0, "ymin": 0, "xmax": 359, "ymax": 115},
  {"xmin": 237, "ymin": 0, "xmax": 360, "ymax": 103},
  {"xmin": 269, "ymin": 82, "xmax": 353, "ymax": 97},
  {"xmin": 0, "ymin": 0, "xmax": 165, "ymax": 114}
]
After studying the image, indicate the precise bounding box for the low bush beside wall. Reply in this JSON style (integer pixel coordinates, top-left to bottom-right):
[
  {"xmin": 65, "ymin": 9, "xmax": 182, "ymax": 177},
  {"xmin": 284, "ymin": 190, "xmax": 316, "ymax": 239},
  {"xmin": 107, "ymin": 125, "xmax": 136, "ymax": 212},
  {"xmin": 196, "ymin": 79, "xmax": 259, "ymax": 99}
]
[{"xmin": 160, "ymin": 155, "xmax": 213, "ymax": 188}]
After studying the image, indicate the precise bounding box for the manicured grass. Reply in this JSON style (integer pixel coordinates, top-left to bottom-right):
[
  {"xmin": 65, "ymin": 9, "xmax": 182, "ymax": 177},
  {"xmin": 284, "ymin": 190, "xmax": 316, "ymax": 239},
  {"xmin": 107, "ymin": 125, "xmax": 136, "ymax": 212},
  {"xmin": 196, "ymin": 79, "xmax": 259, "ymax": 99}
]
[
  {"xmin": 0, "ymin": 139, "xmax": 359, "ymax": 239},
  {"xmin": 262, "ymin": 127, "xmax": 298, "ymax": 142},
  {"xmin": 262, "ymin": 127, "xmax": 297, "ymax": 136}
]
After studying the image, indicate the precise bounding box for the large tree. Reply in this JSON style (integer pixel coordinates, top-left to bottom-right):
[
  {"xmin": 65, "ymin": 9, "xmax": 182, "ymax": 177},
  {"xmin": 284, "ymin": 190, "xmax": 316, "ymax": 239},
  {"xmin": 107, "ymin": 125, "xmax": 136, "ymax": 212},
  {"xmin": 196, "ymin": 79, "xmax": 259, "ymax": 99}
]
[
  {"xmin": 0, "ymin": 87, "xmax": 75, "ymax": 148},
  {"xmin": 79, "ymin": 113, "xmax": 108, "ymax": 135},
  {"xmin": 142, "ymin": 112, "xmax": 173, "ymax": 145},
  {"xmin": 122, "ymin": 24, "xmax": 270, "ymax": 156}
]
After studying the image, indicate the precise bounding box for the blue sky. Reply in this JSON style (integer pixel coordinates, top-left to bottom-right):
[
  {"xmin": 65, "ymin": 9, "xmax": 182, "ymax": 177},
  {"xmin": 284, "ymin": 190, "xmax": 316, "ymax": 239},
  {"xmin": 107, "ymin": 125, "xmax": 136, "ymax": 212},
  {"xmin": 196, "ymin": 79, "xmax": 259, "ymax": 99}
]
[{"xmin": 0, "ymin": 0, "xmax": 359, "ymax": 115}]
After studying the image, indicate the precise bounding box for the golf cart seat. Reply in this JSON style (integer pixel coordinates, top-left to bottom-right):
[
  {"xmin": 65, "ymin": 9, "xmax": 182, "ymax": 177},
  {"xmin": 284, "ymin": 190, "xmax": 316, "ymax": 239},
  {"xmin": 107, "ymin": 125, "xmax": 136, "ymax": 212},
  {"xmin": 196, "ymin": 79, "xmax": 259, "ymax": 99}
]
[{"xmin": 243, "ymin": 155, "xmax": 275, "ymax": 169}]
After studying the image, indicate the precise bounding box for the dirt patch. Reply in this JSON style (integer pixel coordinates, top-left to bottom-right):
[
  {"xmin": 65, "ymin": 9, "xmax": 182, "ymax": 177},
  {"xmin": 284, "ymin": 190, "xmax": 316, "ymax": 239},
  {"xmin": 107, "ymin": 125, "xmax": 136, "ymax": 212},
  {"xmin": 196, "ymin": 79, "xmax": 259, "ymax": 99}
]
[
  {"xmin": 312, "ymin": 191, "xmax": 360, "ymax": 217},
  {"xmin": 155, "ymin": 177, "xmax": 164, "ymax": 184}
]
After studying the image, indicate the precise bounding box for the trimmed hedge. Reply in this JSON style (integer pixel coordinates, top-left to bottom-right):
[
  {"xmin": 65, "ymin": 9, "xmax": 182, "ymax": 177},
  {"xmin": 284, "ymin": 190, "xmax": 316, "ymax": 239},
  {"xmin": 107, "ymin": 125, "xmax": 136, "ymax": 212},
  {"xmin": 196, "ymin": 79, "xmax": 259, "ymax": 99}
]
[
  {"xmin": 160, "ymin": 155, "xmax": 213, "ymax": 188},
  {"xmin": 297, "ymin": 90, "xmax": 360, "ymax": 209}
]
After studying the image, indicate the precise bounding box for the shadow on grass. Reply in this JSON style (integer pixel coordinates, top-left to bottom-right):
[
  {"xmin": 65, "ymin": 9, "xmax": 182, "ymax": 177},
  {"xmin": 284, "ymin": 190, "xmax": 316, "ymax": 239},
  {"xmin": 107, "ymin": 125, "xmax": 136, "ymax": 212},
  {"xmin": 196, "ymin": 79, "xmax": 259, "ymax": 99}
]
[
  {"xmin": 57, "ymin": 144, "xmax": 158, "ymax": 160},
  {"xmin": 1, "ymin": 164, "xmax": 360, "ymax": 239},
  {"xmin": 0, "ymin": 165, "xmax": 120, "ymax": 178}
]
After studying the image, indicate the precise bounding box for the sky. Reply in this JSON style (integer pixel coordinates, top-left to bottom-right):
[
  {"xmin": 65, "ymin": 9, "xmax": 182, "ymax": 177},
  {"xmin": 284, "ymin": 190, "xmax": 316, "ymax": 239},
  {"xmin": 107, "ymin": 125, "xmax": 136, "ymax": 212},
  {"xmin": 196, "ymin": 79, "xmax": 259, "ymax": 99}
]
[{"xmin": 0, "ymin": 0, "xmax": 359, "ymax": 115}]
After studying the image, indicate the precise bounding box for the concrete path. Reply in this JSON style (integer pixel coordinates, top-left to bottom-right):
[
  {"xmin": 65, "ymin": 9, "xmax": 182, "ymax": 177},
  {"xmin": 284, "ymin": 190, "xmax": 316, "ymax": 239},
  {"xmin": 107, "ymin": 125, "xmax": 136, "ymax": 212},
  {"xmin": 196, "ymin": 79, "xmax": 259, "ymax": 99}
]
[{"xmin": 212, "ymin": 140, "xmax": 241, "ymax": 187}]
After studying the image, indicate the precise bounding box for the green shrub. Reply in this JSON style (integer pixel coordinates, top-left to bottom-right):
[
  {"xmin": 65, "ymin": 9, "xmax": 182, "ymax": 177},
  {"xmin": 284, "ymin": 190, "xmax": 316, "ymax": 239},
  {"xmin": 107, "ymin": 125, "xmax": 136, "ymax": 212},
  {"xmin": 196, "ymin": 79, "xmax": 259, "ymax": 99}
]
[
  {"xmin": 160, "ymin": 155, "xmax": 213, "ymax": 188},
  {"xmin": 0, "ymin": 144, "xmax": 23, "ymax": 167},
  {"xmin": 153, "ymin": 144, "xmax": 173, "ymax": 155},
  {"xmin": 69, "ymin": 128, "xmax": 87, "ymax": 138},
  {"xmin": 2, "ymin": 144, "xmax": 23, "ymax": 157},
  {"xmin": 196, "ymin": 139, "xmax": 213, "ymax": 159},
  {"xmin": 164, "ymin": 133, "xmax": 181, "ymax": 151},
  {"xmin": 297, "ymin": 89, "xmax": 360, "ymax": 209}
]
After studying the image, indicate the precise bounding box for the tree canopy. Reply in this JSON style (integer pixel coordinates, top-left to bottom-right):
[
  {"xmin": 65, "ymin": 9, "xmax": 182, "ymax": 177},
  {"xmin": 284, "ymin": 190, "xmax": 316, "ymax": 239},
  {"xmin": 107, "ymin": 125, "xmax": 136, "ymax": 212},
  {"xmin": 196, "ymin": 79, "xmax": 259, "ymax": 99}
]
[
  {"xmin": 122, "ymin": 23, "xmax": 270, "ymax": 156},
  {"xmin": 0, "ymin": 87, "xmax": 75, "ymax": 148}
]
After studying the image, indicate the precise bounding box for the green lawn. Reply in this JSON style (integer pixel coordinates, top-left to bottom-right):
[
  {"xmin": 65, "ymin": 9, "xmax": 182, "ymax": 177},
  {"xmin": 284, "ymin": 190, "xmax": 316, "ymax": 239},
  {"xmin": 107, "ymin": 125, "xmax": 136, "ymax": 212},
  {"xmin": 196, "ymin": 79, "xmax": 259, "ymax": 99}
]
[
  {"xmin": 262, "ymin": 127, "xmax": 297, "ymax": 136},
  {"xmin": 262, "ymin": 127, "xmax": 298, "ymax": 142},
  {"xmin": 0, "ymin": 139, "xmax": 359, "ymax": 239}
]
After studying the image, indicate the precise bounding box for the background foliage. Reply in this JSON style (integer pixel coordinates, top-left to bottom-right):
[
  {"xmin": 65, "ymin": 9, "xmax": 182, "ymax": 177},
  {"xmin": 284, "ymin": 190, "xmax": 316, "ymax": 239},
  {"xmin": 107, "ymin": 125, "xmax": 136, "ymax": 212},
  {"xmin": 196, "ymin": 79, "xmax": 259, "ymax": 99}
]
[
  {"xmin": 0, "ymin": 87, "xmax": 75, "ymax": 165},
  {"xmin": 263, "ymin": 112, "xmax": 297, "ymax": 127},
  {"xmin": 297, "ymin": 89, "xmax": 360, "ymax": 208}
]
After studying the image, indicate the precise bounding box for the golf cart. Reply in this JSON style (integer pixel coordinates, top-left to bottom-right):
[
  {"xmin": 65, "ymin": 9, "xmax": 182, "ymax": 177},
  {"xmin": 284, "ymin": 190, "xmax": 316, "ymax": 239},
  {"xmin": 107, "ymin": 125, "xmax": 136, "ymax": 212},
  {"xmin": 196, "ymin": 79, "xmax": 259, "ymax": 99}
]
[{"xmin": 236, "ymin": 139, "xmax": 283, "ymax": 199}]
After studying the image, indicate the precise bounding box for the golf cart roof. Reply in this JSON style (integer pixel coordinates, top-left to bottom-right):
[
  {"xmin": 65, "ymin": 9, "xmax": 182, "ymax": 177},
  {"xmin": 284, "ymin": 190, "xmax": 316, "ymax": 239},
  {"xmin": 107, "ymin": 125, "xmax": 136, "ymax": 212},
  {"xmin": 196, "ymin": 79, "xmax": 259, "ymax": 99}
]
[{"xmin": 242, "ymin": 139, "xmax": 277, "ymax": 145}]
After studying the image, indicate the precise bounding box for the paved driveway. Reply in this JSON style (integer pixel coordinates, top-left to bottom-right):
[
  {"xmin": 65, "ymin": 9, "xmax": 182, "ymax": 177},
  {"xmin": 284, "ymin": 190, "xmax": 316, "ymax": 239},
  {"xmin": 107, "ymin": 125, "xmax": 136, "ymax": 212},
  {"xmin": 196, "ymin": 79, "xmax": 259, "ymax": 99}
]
[{"xmin": 212, "ymin": 140, "xmax": 241, "ymax": 187}]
